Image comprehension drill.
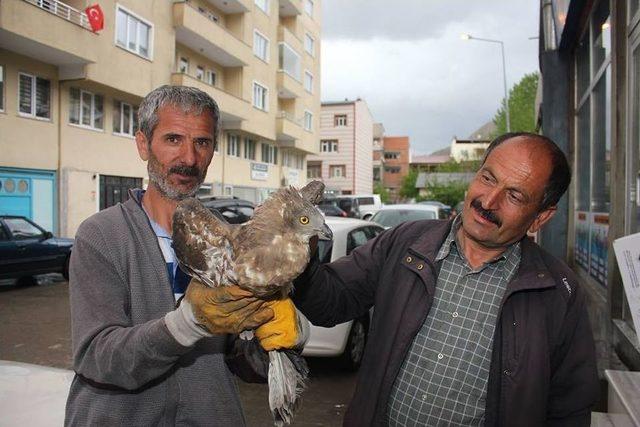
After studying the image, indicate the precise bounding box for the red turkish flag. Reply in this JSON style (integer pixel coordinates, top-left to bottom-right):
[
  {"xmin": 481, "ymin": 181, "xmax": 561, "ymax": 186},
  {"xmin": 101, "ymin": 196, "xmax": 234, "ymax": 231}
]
[{"xmin": 85, "ymin": 4, "xmax": 104, "ymax": 32}]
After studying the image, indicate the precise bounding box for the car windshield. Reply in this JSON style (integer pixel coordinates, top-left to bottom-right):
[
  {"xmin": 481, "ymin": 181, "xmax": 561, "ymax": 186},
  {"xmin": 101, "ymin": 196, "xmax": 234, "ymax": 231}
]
[
  {"xmin": 4, "ymin": 218, "xmax": 43, "ymax": 238},
  {"xmin": 372, "ymin": 209, "xmax": 436, "ymax": 228}
]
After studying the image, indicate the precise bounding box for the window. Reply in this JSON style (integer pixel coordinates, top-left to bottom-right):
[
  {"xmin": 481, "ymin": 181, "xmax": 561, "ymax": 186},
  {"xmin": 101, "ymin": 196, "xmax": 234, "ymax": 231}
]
[
  {"xmin": 253, "ymin": 82, "xmax": 268, "ymax": 111},
  {"xmin": 279, "ymin": 43, "xmax": 301, "ymax": 80},
  {"xmin": 255, "ymin": 0, "xmax": 269, "ymax": 13},
  {"xmin": 205, "ymin": 70, "xmax": 216, "ymax": 86},
  {"xmin": 307, "ymin": 163, "xmax": 321, "ymax": 178},
  {"xmin": 113, "ymin": 100, "xmax": 139, "ymax": 136},
  {"xmin": 227, "ymin": 134, "xmax": 240, "ymax": 157},
  {"xmin": 321, "ymin": 139, "xmax": 338, "ymax": 152},
  {"xmin": 253, "ymin": 30, "xmax": 270, "ymax": 62},
  {"xmin": 334, "ymin": 114, "xmax": 347, "ymax": 126},
  {"xmin": 19, "ymin": 73, "xmax": 50, "ymax": 119},
  {"xmin": 4, "ymin": 218, "xmax": 44, "ymax": 239},
  {"xmin": 196, "ymin": 66, "xmax": 204, "ymax": 80},
  {"xmin": 0, "ymin": 65, "xmax": 4, "ymax": 111},
  {"xmin": 304, "ymin": 111, "xmax": 313, "ymax": 131},
  {"xmin": 384, "ymin": 152, "xmax": 400, "ymax": 160},
  {"xmin": 330, "ymin": 165, "xmax": 346, "ymax": 178},
  {"xmin": 304, "ymin": 70, "xmax": 313, "ymax": 93},
  {"xmin": 69, "ymin": 88, "xmax": 104, "ymax": 129},
  {"xmin": 304, "ymin": 0, "xmax": 313, "ymax": 17},
  {"xmin": 100, "ymin": 175, "xmax": 143, "ymax": 210},
  {"xmin": 178, "ymin": 57, "xmax": 189, "ymax": 73},
  {"xmin": 261, "ymin": 143, "xmax": 277, "ymax": 164},
  {"xmin": 572, "ymin": 0, "xmax": 611, "ymax": 287},
  {"xmin": 116, "ymin": 6, "xmax": 152, "ymax": 59},
  {"xmin": 244, "ymin": 138, "xmax": 256, "ymax": 160},
  {"xmin": 304, "ymin": 33, "xmax": 315, "ymax": 56},
  {"xmin": 384, "ymin": 166, "xmax": 401, "ymax": 174}
]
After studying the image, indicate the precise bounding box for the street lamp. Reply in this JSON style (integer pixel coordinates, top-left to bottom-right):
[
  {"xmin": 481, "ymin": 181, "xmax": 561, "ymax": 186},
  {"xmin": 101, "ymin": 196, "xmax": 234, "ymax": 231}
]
[{"xmin": 461, "ymin": 33, "xmax": 511, "ymax": 132}]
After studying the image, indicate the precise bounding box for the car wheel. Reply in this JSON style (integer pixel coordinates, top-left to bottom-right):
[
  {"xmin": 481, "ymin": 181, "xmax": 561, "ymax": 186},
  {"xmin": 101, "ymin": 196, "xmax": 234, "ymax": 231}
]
[
  {"xmin": 339, "ymin": 315, "xmax": 368, "ymax": 371},
  {"xmin": 62, "ymin": 256, "xmax": 70, "ymax": 280}
]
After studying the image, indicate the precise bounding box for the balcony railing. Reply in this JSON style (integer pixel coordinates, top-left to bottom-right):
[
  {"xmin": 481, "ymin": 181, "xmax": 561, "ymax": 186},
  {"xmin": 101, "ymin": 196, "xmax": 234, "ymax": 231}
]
[
  {"xmin": 278, "ymin": 111, "xmax": 302, "ymax": 126},
  {"xmin": 181, "ymin": 0, "xmax": 248, "ymax": 46},
  {"xmin": 23, "ymin": 0, "xmax": 92, "ymax": 30}
]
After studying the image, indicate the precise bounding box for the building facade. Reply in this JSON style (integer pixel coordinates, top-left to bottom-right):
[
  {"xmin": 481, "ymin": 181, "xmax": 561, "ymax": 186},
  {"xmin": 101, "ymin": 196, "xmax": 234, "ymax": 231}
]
[
  {"xmin": 382, "ymin": 135, "xmax": 410, "ymax": 202},
  {"xmin": 307, "ymin": 99, "xmax": 373, "ymax": 195},
  {"xmin": 372, "ymin": 122, "xmax": 385, "ymax": 188},
  {"xmin": 0, "ymin": 0, "xmax": 321, "ymax": 237},
  {"xmin": 537, "ymin": 0, "xmax": 640, "ymax": 370}
]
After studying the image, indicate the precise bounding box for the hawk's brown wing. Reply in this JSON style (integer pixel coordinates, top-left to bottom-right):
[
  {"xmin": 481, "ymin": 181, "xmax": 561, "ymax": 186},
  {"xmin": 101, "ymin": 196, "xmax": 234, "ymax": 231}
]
[{"xmin": 172, "ymin": 198, "xmax": 237, "ymax": 287}]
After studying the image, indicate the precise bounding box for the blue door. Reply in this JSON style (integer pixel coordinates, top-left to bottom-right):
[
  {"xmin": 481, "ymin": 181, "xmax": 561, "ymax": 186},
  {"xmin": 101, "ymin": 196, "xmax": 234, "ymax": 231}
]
[{"xmin": 0, "ymin": 169, "xmax": 56, "ymax": 233}]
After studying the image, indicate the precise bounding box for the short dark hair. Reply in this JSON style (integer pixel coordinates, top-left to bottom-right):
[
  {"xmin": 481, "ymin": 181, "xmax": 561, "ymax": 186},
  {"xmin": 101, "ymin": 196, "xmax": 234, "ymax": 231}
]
[{"xmin": 481, "ymin": 132, "xmax": 571, "ymax": 211}]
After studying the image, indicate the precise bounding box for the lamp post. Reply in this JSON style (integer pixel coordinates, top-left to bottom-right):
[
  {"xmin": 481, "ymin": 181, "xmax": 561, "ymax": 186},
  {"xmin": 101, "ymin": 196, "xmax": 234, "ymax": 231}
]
[{"xmin": 461, "ymin": 34, "xmax": 511, "ymax": 132}]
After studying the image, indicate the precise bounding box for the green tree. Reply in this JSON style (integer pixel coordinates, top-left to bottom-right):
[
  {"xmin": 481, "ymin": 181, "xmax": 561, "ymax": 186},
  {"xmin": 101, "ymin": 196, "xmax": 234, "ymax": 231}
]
[
  {"xmin": 420, "ymin": 180, "xmax": 468, "ymax": 208},
  {"xmin": 373, "ymin": 182, "xmax": 391, "ymax": 204},
  {"xmin": 399, "ymin": 167, "xmax": 419, "ymax": 200},
  {"xmin": 493, "ymin": 72, "xmax": 539, "ymax": 135}
]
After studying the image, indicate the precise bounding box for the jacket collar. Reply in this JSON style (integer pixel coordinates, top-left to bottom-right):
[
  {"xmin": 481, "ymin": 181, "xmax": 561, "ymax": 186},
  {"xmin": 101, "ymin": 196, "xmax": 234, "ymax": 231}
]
[{"xmin": 404, "ymin": 219, "xmax": 556, "ymax": 295}]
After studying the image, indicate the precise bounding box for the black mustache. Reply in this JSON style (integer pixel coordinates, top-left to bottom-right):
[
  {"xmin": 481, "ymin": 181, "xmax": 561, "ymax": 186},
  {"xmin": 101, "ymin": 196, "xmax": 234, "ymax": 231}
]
[
  {"xmin": 169, "ymin": 165, "xmax": 200, "ymax": 177},
  {"xmin": 471, "ymin": 198, "xmax": 502, "ymax": 227}
]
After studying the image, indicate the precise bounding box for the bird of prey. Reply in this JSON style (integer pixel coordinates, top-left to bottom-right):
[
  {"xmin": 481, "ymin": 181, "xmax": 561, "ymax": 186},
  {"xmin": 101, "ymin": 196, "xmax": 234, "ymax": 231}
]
[{"xmin": 172, "ymin": 180, "xmax": 331, "ymax": 426}]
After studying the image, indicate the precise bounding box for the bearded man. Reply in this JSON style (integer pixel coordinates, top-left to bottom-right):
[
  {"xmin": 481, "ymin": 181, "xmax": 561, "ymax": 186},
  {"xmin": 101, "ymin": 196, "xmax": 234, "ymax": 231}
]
[{"xmin": 65, "ymin": 86, "xmax": 290, "ymax": 426}]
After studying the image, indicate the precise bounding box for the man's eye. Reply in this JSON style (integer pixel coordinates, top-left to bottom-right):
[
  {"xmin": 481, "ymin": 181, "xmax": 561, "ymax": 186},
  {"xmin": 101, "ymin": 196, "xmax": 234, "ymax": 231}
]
[
  {"xmin": 196, "ymin": 139, "xmax": 212, "ymax": 147},
  {"xmin": 508, "ymin": 192, "xmax": 523, "ymax": 204},
  {"xmin": 167, "ymin": 136, "xmax": 180, "ymax": 144}
]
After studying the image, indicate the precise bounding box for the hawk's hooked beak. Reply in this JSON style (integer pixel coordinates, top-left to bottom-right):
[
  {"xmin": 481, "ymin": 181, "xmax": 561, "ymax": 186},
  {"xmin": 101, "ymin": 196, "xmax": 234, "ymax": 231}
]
[{"xmin": 319, "ymin": 223, "xmax": 333, "ymax": 240}]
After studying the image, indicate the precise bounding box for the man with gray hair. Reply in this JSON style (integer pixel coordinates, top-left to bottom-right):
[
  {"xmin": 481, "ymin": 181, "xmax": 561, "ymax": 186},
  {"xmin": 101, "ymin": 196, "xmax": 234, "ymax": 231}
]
[{"xmin": 65, "ymin": 86, "xmax": 281, "ymax": 425}]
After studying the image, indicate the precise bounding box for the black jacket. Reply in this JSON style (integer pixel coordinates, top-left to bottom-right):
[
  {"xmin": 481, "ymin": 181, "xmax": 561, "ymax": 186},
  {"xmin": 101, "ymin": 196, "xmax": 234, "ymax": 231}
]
[{"xmin": 293, "ymin": 219, "xmax": 599, "ymax": 426}]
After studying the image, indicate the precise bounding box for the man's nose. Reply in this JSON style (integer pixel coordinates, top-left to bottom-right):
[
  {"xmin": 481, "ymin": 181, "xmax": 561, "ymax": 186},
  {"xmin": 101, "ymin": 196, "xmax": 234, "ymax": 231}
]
[
  {"xmin": 482, "ymin": 187, "xmax": 502, "ymax": 209},
  {"xmin": 180, "ymin": 139, "xmax": 198, "ymax": 165}
]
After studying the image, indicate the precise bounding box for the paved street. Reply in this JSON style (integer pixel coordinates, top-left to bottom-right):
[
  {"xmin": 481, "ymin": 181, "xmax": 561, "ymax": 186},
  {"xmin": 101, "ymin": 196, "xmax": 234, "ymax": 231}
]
[{"xmin": 0, "ymin": 278, "xmax": 357, "ymax": 426}]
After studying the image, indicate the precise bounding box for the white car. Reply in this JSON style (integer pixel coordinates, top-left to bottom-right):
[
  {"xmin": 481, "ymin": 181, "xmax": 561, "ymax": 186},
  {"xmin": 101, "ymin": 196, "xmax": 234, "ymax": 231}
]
[
  {"xmin": 301, "ymin": 217, "xmax": 385, "ymax": 370},
  {"xmin": 369, "ymin": 204, "xmax": 440, "ymax": 229},
  {"xmin": 334, "ymin": 194, "xmax": 383, "ymax": 220}
]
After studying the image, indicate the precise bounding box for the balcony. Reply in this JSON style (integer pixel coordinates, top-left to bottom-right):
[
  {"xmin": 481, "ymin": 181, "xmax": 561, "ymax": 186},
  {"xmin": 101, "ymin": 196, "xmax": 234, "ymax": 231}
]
[
  {"xmin": 278, "ymin": 26, "xmax": 302, "ymax": 53},
  {"xmin": 277, "ymin": 71, "xmax": 303, "ymax": 99},
  {"xmin": 277, "ymin": 111, "xmax": 304, "ymax": 142},
  {"xmin": 171, "ymin": 73, "xmax": 249, "ymax": 124},
  {"xmin": 0, "ymin": 0, "xmax": 97, "ymax": 67},
  {"xmin": 173, "ymin": 1, "xmax": 252, "ymax": 67},
  {"xmin": 204, "ymin": 0, "xmax": 250, "ymax": 13},
  {"xmin": 278, "ymin": 0, "xmax": 302, "ymax": 17}
]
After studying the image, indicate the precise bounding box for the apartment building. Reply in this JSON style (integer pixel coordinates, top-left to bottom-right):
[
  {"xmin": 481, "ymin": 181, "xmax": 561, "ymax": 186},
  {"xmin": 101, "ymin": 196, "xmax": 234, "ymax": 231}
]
[
  {"xmin": 372, "ymin": 122, "xmax": 384, "ymax": 187},
  {"xmin": 0, "ymin": 0, "xmax": 321, "ymax": 237},
  {"xmin": 307, "ymin": 98, "xmax": 373, "ymax": 195},
  {"xmin": 382, "ymin": 135, "xmax": 410, "ymax": 201}
]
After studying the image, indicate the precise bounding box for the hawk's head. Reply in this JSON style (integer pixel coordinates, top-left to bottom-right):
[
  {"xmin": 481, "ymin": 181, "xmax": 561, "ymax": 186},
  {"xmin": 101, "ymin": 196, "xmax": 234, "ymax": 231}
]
[{"xmin": 255, "ymin": 182, "xmax": 332, "ymax": 242}]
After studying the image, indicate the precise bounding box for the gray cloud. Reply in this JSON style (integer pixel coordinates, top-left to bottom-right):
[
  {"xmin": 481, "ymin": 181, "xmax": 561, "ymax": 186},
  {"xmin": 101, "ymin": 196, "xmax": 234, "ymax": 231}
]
[{"xmin": 320, "ymin": 0, "xmax": 540, "ymax": 154}]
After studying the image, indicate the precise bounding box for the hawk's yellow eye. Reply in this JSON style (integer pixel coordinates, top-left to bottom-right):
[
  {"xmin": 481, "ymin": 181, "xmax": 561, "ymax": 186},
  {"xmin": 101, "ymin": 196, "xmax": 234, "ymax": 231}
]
[{"xmin": 299, "ymin": 216, "xmax": 309, "ymax": 225}]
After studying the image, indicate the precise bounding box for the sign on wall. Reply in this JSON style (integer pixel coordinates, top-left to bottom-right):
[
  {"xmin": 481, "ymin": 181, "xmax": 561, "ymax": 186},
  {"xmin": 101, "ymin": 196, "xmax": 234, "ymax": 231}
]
[
  {"xmin": 574, "ymin": 211, "xmax": 590, "ymax": 271},
  {"xmin": 590, "ymin": 213, "xmax": 609, "ymax": 286},
  {"xmin": 251, "ymin": 163, "xmax": 268, "ymax": 181},
  {"xmin": 613, "ymin": 233, "xmax": 640, "ymax": 343}
]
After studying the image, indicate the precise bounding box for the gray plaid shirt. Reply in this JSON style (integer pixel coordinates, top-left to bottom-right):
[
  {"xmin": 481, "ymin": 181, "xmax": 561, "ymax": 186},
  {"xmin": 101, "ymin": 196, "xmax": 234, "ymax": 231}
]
[{"xmin": 387, "ymin": 217, "xmax": 521, "ymax": 426}]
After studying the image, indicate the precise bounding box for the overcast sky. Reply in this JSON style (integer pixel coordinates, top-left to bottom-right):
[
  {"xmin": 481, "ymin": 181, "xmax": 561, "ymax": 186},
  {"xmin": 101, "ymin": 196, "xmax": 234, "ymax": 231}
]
[{"xmin": 320, "ymin": 0, "xmax": 540, "ymax": 155}]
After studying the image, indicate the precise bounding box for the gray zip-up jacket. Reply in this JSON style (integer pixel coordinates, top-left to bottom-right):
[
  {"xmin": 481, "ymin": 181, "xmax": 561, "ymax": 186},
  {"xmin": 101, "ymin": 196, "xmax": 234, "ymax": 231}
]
[{"xmin": 65, "ymin": 191, "xmax": 250, "ymax": 426}]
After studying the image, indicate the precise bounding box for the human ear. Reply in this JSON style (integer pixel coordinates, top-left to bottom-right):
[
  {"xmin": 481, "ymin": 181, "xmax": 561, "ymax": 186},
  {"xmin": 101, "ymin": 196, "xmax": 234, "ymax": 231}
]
[
  {"xmin": 528, "ymin": 207, "xmax": 557, "ymax": 234},
  {"xmin": 135, "ymin": 131, "xmax": 150, "ymax": 161}
]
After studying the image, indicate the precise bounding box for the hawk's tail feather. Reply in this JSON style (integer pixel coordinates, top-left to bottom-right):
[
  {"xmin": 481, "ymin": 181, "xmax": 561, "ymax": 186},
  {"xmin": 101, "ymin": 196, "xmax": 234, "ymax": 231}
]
[{"xmin": 268, "ymin": 350, "xmax": 309, "ymax": 426}]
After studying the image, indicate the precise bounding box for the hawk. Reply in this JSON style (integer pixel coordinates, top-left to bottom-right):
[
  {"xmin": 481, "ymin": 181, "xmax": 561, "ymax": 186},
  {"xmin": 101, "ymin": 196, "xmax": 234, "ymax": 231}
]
[{"xmin": 172, "ymin": 180, "xmax": 331, "ymax": 425}]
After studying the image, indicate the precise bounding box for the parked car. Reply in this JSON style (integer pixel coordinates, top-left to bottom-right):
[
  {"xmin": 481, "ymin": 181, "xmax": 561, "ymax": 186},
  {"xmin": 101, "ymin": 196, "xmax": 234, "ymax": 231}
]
[
  {"xmin": 418, "ymin": 200, "xmax": 452, "ymax": 219},
  {"xmin": 301, "ymin": 217, "xmax": 385, "ymax": 370},
  {"xmin": 321, "ymin": 197, "xmax": 361, "ymax": 218},
  {"xmin": 334, "ymin": 194, "xmax": 382, "ymax": 220},
  {"xmin": 369, "ymin": 204, "xmax": 439, "ymax": 229},
  {"xmin": 0, "ymin": 360, "xmax": 73, "ymax": 426},
  {"xmin": 199, "ymin": 196, "xmax": 255, "ymax": 224},
  {"xmin": 318, "ymin": 204, "xmax": 348, "ymax": 217},
  {"xmin": 0, "ymin": 216, "xmax": 73, "ymax": 281}
]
